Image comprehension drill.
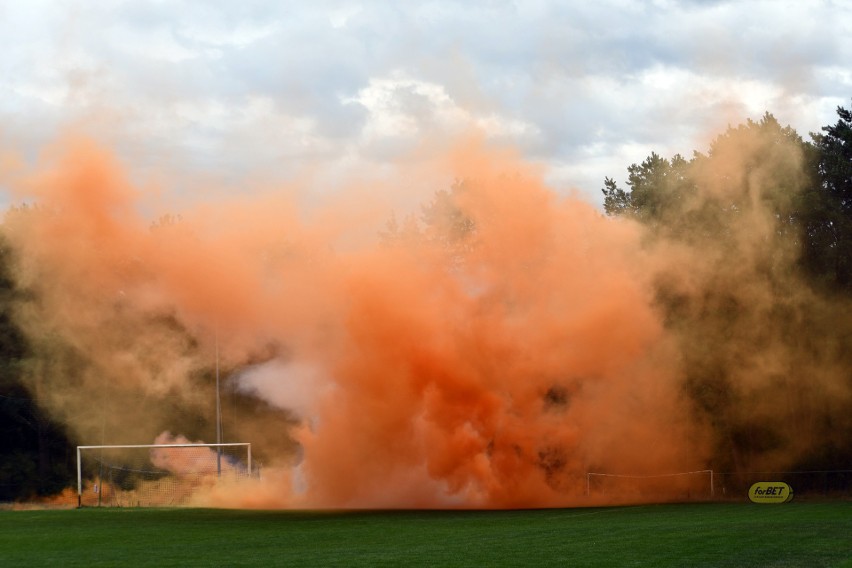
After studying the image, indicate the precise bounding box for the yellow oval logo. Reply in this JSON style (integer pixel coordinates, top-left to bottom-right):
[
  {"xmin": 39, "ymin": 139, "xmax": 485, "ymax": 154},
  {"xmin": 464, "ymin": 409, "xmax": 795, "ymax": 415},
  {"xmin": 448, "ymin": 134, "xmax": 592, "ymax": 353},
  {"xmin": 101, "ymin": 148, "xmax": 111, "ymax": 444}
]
[{"xmin": 748, "ymin": 482, "xmax": 793, "ymax": 503}]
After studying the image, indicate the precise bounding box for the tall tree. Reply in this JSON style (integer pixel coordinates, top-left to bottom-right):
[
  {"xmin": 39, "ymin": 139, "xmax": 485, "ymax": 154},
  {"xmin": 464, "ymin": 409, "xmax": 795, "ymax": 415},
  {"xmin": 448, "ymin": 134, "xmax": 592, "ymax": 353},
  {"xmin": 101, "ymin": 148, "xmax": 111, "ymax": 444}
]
[
  {"xmin": 603, "ymin": 152, "xmax": 695, "ymax": 227},
  {"xmin": 380, "ymin": 179, "xmax": 477, "ymax": 266},
  {"xmin": 601, "ymin": 112, "xmax": 852, "ymax": 474},
  {"xmin": 802, "ymin": 101, "xmax": 852, "ymax": 292}
]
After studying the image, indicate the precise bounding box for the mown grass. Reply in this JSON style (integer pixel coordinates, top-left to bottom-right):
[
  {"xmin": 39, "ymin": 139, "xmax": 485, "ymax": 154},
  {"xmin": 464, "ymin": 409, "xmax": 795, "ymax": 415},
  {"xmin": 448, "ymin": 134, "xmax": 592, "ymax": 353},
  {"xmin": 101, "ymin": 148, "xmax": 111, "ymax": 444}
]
[{"xmin": 0, "ymin": 502, "xmax": 850, "ymax": 567}]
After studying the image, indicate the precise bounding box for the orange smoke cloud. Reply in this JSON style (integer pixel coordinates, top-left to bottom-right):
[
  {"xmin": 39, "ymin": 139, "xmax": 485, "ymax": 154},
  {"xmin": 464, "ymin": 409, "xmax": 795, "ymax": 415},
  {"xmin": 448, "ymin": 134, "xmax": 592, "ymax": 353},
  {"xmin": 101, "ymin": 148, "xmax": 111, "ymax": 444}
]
[{"xmin": 2, "ymin": 134, "xmax": 703, "ymax": 508}]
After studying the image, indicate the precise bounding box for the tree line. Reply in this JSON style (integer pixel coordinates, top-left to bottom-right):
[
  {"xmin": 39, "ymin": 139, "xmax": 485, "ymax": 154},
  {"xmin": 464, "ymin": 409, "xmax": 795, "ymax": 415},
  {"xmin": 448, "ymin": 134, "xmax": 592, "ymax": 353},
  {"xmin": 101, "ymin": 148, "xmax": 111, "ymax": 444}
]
[{"xmin": 601, "ymin": 103, "xmax": 852, "ymax": 476}]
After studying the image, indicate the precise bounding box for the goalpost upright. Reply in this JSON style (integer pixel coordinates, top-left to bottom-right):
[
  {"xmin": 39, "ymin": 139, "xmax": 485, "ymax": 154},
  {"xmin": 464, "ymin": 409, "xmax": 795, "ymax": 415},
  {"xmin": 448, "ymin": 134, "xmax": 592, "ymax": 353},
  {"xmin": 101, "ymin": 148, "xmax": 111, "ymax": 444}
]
[{"xmin": 76, "ymin": 442, "xmax": 251, "ymax": 507}]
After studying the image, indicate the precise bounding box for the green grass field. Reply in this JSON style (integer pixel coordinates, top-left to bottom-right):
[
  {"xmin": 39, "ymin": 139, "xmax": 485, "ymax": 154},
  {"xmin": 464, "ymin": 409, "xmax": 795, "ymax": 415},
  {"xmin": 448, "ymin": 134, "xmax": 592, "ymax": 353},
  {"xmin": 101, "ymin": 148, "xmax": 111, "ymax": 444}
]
[{"xmin": 1, "ymin": 503, "xmax": 850, "ymax": 567}]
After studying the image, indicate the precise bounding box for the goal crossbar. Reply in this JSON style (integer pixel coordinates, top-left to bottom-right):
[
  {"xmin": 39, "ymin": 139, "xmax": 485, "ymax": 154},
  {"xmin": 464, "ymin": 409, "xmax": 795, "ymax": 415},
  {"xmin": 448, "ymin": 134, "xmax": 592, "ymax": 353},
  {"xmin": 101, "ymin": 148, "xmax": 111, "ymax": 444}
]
[{"xmin": 77, "ymin": 443, "xmax": 251, "ymax": 507}]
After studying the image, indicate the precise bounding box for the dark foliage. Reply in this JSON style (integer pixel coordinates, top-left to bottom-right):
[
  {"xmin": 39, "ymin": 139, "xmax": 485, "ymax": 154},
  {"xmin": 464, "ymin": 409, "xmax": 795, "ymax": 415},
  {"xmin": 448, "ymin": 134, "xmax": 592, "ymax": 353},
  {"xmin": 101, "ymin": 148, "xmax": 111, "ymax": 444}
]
[{"xmin": 0, "ymin": 238, "xmax": 75, "ymax": 501}]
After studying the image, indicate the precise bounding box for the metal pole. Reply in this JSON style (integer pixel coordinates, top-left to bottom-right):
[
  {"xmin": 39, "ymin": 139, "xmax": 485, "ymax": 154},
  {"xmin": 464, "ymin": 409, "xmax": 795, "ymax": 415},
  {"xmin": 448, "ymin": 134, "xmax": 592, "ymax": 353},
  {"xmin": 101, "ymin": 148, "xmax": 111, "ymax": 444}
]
[{"xmin": 77, "ymin": 446, "xmax": 82, "ymax": 508}]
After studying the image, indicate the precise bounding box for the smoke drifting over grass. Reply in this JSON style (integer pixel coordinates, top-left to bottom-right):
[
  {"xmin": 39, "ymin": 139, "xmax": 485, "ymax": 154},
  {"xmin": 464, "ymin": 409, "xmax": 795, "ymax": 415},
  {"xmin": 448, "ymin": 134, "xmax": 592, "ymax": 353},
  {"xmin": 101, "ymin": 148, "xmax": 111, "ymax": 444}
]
[{"xmin": 1, "ymin": 125, "xmax": 848, "ymax": 508}]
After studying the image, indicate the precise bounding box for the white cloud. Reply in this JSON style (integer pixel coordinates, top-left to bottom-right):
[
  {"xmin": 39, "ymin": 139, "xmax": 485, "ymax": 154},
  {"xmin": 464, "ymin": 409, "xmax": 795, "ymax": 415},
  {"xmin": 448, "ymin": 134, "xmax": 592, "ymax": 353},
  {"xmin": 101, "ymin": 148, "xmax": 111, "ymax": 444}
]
[
  {"xmin": 178, "ymin": 21, "xmax": 279, "ymax": 48},
  {"xmin": 328, "ymin": 5, "xmax": 363, "ymax": 29},
  {"xmin": 0, "ymin": 0, "xmax": 850, "ymax": 206},
  {"xmin": 346, "ymin": 71, "xmax": 540, "ymax": 158}
]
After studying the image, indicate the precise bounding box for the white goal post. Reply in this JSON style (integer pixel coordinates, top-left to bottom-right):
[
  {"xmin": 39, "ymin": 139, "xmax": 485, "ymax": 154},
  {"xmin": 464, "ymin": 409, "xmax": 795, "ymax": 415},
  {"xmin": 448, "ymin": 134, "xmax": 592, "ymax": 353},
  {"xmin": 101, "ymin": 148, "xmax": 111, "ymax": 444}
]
[
  {"xmin": 586, "ymin": 469, "xmax": 715, "ymax": 498},
  {"xmin": 77, "ymin": 443, "xmax": 252, "ymax": 507}
]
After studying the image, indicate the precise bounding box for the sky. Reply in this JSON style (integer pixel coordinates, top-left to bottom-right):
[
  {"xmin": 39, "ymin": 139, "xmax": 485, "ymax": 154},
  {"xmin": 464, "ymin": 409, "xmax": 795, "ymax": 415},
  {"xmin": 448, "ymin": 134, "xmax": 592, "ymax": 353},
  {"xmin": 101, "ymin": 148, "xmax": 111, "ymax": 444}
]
[{"xmin": 1, "ymin": 0, "xmax": 851, "ymax": 210}]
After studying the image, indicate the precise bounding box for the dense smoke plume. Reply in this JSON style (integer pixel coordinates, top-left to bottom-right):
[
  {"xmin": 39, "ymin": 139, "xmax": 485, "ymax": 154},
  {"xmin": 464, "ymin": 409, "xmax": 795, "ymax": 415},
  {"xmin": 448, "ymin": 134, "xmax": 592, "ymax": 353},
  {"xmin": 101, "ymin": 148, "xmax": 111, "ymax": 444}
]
[
  {"xmin": 604, "ymin": 115, "xmax": 852, "ymax": 477},
  {"xmin": 1, "ymin": 126, "xmax": 848, "ymax": 508}
]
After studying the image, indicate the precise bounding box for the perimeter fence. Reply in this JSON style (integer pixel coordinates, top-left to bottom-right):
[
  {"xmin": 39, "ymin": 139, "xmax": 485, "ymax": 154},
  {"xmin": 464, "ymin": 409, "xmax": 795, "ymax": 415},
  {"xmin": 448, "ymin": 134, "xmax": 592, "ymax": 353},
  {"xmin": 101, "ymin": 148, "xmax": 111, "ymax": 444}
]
[{"xmin": 585, "ymin": 468, "xmax": 852, "ymax": 501}]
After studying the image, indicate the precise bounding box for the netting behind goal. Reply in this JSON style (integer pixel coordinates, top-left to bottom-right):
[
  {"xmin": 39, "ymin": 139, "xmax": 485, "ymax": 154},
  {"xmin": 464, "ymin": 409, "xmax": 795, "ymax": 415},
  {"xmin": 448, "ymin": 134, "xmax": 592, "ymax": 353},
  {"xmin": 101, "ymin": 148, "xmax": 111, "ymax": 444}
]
[
  {"xmin": 77, "ymin": 443, "xmax": 253, "ymax": 507},
  {"xmin": 586, "ymin": 470, "xmax": 715, "ymax": 500}
]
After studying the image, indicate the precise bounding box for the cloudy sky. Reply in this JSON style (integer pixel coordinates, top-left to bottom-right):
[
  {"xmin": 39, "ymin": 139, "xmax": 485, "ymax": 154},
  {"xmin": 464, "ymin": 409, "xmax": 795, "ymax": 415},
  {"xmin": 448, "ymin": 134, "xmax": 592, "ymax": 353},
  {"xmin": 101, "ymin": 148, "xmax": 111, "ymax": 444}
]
[{"xmin": 1, "ymin": 0, "xmax": 850, "ymax": 209}]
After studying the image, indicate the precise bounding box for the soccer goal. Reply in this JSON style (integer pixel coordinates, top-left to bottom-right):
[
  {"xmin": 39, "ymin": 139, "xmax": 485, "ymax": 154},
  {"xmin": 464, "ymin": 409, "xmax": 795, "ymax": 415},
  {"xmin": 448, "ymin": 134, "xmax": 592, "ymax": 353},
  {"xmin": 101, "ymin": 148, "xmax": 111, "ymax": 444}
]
[
  {"xmin": 586, "ymin": 469, "xmax": 715, "ymax": 500},
  {"xmin": 76, "ymin": 443, "xmax": 253, "ymax": 507}
]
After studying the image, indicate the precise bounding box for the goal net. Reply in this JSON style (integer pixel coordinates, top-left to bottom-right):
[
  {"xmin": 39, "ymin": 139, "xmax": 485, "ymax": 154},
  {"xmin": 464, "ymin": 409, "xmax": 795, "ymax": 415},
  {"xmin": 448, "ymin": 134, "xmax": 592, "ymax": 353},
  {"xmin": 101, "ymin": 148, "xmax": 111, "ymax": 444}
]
[
  {"xmin": 586, "ymin": 469, "xmax": 715, "ymax": 500},
  {"xmin": 76, "ymin": 443, "xmax": 253, "ymax": 507}
]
